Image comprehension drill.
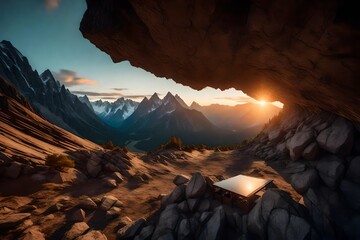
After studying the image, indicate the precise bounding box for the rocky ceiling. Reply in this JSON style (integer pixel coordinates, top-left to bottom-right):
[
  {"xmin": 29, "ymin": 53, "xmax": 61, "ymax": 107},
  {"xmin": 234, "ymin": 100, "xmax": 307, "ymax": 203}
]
[{"xmin": 80, "ymin": 0, "xmax": 360, "ymax": 122}]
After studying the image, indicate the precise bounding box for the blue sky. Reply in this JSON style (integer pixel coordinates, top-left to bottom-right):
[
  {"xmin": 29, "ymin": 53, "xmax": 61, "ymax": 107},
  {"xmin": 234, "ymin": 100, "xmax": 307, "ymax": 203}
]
[{"xmin": 0, "ymin": 0, "xmax": 282, "ymax": 107}]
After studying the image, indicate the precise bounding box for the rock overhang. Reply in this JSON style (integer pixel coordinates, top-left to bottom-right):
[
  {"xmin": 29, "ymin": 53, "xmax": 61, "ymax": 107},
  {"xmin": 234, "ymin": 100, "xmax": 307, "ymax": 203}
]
[{"xmin": 80, "ymin": 0, "xmax": 360, "ymax": 122}]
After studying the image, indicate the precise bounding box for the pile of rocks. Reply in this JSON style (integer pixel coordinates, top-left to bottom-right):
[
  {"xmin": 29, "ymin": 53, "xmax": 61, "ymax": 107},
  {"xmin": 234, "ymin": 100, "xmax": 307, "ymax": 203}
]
[
  {"xmin": 143, "ymin": 150, "xmax": 189, "ymax": 164},
  {"xmin": 119, "ymin": 172, "xmax": 315, "ymax": 240},
  {"xmin": 247, "ymin": 106, "xmax": 360, "ymax": 239}
]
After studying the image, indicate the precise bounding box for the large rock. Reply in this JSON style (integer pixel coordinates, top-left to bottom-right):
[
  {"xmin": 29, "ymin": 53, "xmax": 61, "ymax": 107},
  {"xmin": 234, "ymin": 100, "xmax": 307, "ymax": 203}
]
[
  {"xmin": 268, "ymin": 129, "xmax": 284, "ymax": 143},
  {"xmin": 173, "ymin": 175, "xmax": 190, "ymax": 186},
  {"xmin": 177, "ymin": 218, "xmax": 199, "ymax": 240},
  {"xmin": 79, "ymin": 197, "xmax": 97, "ymax": 210},
  {"xmin": 199, "ymin": 206, "xmax": 225, "ymax": 240},
  {"xmin": 71, "ymin": 209, "xmax": 86, "ymax": 222},
  {"xmin": 80, "ymin": 0, "xmax": 360, "ymax": 123},
  {"xmin": 100, "ymin": 195, "xmax": 121, "ymax": 211},
  {"xmin": 62, "ymin": 222, "xmax": 89, "ymax": 240},
  {"xmin": 165, "ymin": 185, "xmax": 186, "ymax": 204},
  {"xmin": 20, "ymin": 227, "xmax": 45, "ymax": 240},
  {"xmin": 286, "ymin": 130, "xmax": 314, "ymax": 160},
  {"xmin": 316, "ymin": 155, "xmax": 345, "ymax": 188},
  {"xmin": 76, "ymin": 230, "xmax": 107, "ymax": 240},
  {"xmin": 290, "ymin": 168, "xmax": 319, "ymax": 194},
  {"xmin": 0, "ymin": 213, "xmax": 30, "ymax": 229},
  {"xmin": 86, "ymin": 155, "xmax": 102, "ymax": 177},
  {"xmin": 267, "ymin": 209, "xmax": 312, "ymax": 240},
  {"xmin": 302, "ymin": 142, "xmax": 319, "ymax": 161},
  {"xmin": 248, "ymin": 189, "xmax": 309, "ymax": 239},
  {"xmin": 50, "ymin": 168, "xmax": 87, "ymax": 184},
  {"xmin": 316, "ymin": 118, "xmax": 354, "ymax": 155},
  {"xmin": 152, "ymin": 204, "xmax": 180, "ymax": 239},
  {"xmin": 134, "ymin": 225, "xmax": 154, "ymax": 240},
  {"xmin": 185, "ymin": 172, "xmax": 207, "ymax": 198},
  {"xmin": 119, "ymin": 218, "xmax": 146, "ymax": 240}
]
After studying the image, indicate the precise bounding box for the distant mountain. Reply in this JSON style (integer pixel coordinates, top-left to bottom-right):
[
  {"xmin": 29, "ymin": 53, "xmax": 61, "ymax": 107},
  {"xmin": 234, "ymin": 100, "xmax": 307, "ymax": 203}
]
[
  {"xmin": 78, "ymin": 95, "xmax": 93, "ymax": 111},
  {"xmin": 0, "ymin": 40, "xmax": 118, "ymax": 144},
  {"xmin": 88, "ymin": 97, "xmax": 139, "ymax": 127},
  {"xmin": 0, "ymin": 74, "xmax": 100, "ymax": 164},
  {"xmin": 190, "ymin": 101, "xmax": 282, "ymax": 135},
  {"xmin": 119, "ymin": 92, "xmax": 243, "ymax": 151}
]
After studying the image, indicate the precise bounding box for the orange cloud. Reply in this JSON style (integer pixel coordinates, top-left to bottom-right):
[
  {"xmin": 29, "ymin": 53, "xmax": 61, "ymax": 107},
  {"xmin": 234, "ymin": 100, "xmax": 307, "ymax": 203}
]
[
  {"xmin": 45, "ymin": 0, "xmax": 61, "ymax": 10},
  {"xmin": 52, "ymin": 69, "xmax": 96, "ymax": 87}
]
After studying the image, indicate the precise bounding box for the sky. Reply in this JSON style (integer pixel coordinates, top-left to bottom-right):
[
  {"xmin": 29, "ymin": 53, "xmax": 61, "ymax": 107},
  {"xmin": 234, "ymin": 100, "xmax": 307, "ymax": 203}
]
[{"xmin": 0, "ymin": 0, "xmax": 283, "ymax": 107}]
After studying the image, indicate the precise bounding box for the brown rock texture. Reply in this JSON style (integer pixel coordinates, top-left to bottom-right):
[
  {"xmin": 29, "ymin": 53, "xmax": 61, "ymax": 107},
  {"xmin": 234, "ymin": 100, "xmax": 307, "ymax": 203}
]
[{"xmin": 80, "ymin": 0, "xmax": 360, "ymax": 121}]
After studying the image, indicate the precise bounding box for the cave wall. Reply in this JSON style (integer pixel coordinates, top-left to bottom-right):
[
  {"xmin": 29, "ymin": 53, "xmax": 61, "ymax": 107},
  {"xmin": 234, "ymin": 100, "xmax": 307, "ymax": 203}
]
[
  {"xmin": 80, "ymin": 0, "xmax": 360, "ymax": 122},
  {"xmin": 248, "ymin": 106, "xmax": 360, "ymax": 239}
]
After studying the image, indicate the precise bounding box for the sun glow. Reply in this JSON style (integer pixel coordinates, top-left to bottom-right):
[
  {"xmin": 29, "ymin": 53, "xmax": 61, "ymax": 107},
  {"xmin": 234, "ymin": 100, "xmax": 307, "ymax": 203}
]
[{"xmin": 257, "ymin": 100, "xmax": 267, "ymax": 106}]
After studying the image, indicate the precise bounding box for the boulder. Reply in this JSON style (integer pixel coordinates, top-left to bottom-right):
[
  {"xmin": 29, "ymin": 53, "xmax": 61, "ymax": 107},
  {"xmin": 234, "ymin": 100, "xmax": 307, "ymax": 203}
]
[
  {"xmin": 268, "ymin": 129, "xmax": 284, "ymax": 143},
  {"xmin": 111, "ymin": 172, "xmax": 124, "ymax": 183},
  {"xmin": 187, "ymin": 198, "xmax": 200, "ymax": 212},
  {"xmin": 5, "ymin": 162, "xmax": 22, "ymax": 179},
  {"xmin": 20, "ymin": 227, "xmax": 45, "ymax": 240},
  {"xmin": 106, "ymin": 206, "xmax": 122, "ymax": 219},
  {"xmin": 290, "ymin": 169, "xmax": 319, "ymax": 194},
  {"xmin": 316, "ymin": 155, "xmax": 345, "ymax": 188},
  {"xmin": 0, "ymin": 213, "xmax": 30, "ymax": 229},
  {"xmin": 177, "ymin": 218, "xmax": 199, "ymax": 240},
  {"xmin": 119, "ymin": 218, "xmax": 146, "ymax": 240},
  {"xmin": 166, "ymin": 185, "xmax": 186, "ymax": 204},
  {"xmin": 344, "ymin": 216, "xmax": 360, "ymax": 240},
  {"xmin": 283, "ymin": 162, "xmax": 306, "ymax": 174},
  {"xmin": 248, "ymin": 189, "xmax": 308, "ymax": 238},
  {"xmin": 134, "ymin": 225, "xmax": 154, "ymax": 240},
  {"xmin": 340, "ymin": 180, "xmax": 360, "ymax": 211},
  {"xmin": 71, "ymin": 209, "xmax": 86, "ymax": 222},
  {"xmin": 286, "ymin": 130, "xmax": 315, "ymax": 160},
  {"xmin": 199, "ymin": 206, "xmax": 225, "ymax": 240},
  {"xmin": 152, "ymin": 204, "xmax": 180, "ymax": 239},
  {"xmin": 198, "ymin": 199, "xmax": 211, "ymax": 212},
  {"xmin": 76, "ymin": 230, "xmax": 107, "ymax": 240},
  {"xmin": 100, "ymin": 195, "xmax": 119, "ymax": 211},
  {"xmin": 103, "ymin": 178, "xmax": 117, "ymax": 188},
  {"xmin": 79, "ymin": 197, "xmax": 97, "ymax": 210},
  {"xmin": 302, "ymin": 142, "xmax": 319, "ymax": 161},
  {"xmin": 346, "ymin": 156, "xmax": 360, "ymax": 184},
  {"xmin": 173, "ymin": 175, "xmax": 190, "ymax": 185},
  {"xmin": 62, "ymin": 222, "xmax": 89, "ymax": 240},
  {"xmin": 186, "ymin": 172, "xmax": 207, "ymax": 198},
  {"xmin": 267, "ymin": 209, "xmax": 312, "ymax": 240},
  {"xmin": 50, "ymin": 168, "xmax": 87, "ymax": 184},
  {"xmin": 316, "ymin": 117, "xmax": 354, "ymax": 155}
]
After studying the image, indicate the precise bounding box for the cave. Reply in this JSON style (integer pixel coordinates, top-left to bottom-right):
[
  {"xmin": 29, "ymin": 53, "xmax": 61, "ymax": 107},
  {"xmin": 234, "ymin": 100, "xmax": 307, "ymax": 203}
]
[{"xmin": 80, "ymin": 0, "xmax": 360, "ymax": 239}]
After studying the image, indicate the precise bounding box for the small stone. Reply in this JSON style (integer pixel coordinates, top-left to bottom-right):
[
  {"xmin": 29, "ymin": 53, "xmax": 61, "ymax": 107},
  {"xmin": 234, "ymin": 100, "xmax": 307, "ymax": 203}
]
[
  {"xmin": 71, "ymin": 209, "xmax": 86, "ymax": 222},
  {"xmin": 79, "ymin": 197, "xmax": 97, "ymax": 210},
  {"xmin": 62, "ymin": 222, "xmax": 89, "ymax": 240},
  {"xmin": 100, "ymin": 195, "xmax": 119, "ymax": 211},
  {"xmin": 111, "ymin": 172, "xmax": 124, "ymax": 183},
  {"xmin": 165, "ymin": 185, "xmax": 185, "ymax": 204},
  {"xmin": 118, "ymin": 218, "xmax": 146, "ymax": 239},
  {"xmin": 106, "ymin": 207, "xmax": 122, "ymax": 219},
  {"xmin": 103, "ymin": 178, "xmax": 117, "ymax": 188},
  {"xmin": 20, "ymin": 227, "xmax": 45, "ymax": 240},
  {"xmin": 0, "ymin": 213, "xmax": 31, "ymax": 229},
  {"xmin": 76, "ymin": 230, "xmax": 107, "ymax": 240}
]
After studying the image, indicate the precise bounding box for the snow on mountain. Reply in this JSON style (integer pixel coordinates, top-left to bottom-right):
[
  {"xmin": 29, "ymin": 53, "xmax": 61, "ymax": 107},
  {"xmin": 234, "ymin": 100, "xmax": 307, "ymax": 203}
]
[{"xmin": 89, "ymin": 97, "xmax": 139, "ymax": 127}]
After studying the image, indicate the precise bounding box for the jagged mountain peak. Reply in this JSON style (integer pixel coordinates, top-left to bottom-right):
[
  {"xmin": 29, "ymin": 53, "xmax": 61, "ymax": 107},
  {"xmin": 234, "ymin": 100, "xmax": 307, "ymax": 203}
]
[{"xmin": 190, "ymin": 101, "xmax": 201, "ymax": 109}]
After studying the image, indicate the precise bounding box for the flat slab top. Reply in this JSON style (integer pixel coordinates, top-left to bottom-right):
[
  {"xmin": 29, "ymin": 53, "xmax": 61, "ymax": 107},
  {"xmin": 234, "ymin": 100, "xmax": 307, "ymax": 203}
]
[{"xmin": 213, "ymin": 174, "xmax": 272, "ymax": 198}]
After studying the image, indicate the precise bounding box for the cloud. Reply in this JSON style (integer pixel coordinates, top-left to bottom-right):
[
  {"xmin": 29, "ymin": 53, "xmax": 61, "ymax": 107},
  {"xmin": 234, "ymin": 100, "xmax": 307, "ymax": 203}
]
[
  {"xmin": 45, "ymin": 0, "xmax": 61, "ymax": 10},
  {"xmin": 52, "ymin": 69, "xmax": 96, "ymax": 87},
  {"xmin": 112, "ymin": 88, "xmax": 128, "ymax": 91},
  {"xmin": 71, "ymin": 91, "xmax": 119, "ymax": 97},
  {"xmin": 72, "ymin": 90, "xmax": 151, "ymax": 100}
]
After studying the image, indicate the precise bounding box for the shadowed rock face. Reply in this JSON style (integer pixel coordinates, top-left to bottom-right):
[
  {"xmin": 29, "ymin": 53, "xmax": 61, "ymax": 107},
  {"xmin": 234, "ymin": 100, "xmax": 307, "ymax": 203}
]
[{"xmin": 80, "ymin": 0, "xmax": 360, "ymax": 121}]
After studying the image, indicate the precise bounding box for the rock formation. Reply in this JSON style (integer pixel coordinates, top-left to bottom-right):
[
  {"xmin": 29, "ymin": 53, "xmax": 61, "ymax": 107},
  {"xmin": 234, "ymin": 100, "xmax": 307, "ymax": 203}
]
[{"xmin": 80, "ymin": 0, "xmax": 360, "ymax": 122}]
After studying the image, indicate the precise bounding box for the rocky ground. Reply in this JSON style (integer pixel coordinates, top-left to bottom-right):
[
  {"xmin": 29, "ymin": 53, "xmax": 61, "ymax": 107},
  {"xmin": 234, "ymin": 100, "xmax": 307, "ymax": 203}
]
[
  {"xmin": 1, "ymin": 106, "xmax": 359, "ymax": 240},
  {"xmin": 0, "ymin": 146, "xmax": 298, "ymax": 240}
]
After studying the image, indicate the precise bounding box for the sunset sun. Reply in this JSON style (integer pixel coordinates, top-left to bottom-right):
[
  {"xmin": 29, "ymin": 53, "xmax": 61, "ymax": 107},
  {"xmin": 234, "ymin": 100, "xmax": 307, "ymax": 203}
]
[{"xmin": 257, "ymin": 100, "xmax": 267, "ymax": 106}]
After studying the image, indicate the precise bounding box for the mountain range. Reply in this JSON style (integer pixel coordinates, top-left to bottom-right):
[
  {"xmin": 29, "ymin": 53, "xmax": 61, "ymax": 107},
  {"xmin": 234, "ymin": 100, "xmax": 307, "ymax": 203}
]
[
  {"xmin": 0, "ymin": 40, "xmax": 281, "ymax": 152},
  {"xmin": 0, "ymin": 40, "xmax": 120, "ymax": 145}
]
